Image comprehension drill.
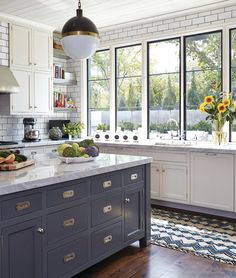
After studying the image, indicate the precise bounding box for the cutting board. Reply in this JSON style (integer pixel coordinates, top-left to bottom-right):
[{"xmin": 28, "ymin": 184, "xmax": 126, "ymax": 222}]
[{"xmin": 0, "ymin": 160, "xmax": 35, "ymax": 171}]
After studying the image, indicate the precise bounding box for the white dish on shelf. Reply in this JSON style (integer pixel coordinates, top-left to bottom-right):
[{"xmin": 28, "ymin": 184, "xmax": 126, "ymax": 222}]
[{"xmin": 58, "ymin": 156, "xmax": 95, "ymax": 164}]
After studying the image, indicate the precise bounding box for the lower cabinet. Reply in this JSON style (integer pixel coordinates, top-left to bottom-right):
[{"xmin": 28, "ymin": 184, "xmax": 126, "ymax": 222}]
[
  {"xmin": 160, "ymin": 163, "xmax": 188, "ymax": 202},
  {"xmin": 191, "ymin": 152, "xmax": 234, "ymax": 211},
  {"xmin": 151, "ymin": 162, "xmax": 188, "ymax": 203},
  {"xmin": 151, "ymin": 163, "xmax": 160, "ymax": 199},
  {"xmin": 0, "ymin": 165, "xmax": 150, "ymax": 278},
  {"xmin": 124, "ymin": 185, "xmax": 144, "ymax": 241},
  {"xmin": 1, "ymin": 218, "xmax": 43, "ymax": 278}
]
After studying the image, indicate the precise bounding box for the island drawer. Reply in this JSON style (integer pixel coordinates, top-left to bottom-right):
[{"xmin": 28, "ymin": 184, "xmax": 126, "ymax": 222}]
[
  {"xmin": 91, "ymin": 172, "xmax": 122, "ymax": 194},
  {"xmin": 91, "ymin": 193, "xmax": 122, "ymax": 227},
  {"xmin": 47, "ymin": 203, "xmax": 89, "ymax": 245},
  {"xmin": 91, "ymin": 221, "xmax": 122, "ymax": 259},
  {"xmin": 1, "ymin": 192, "xmax": 42, "ymax": 220},
  {"xmin": 47, "ymin": 180, "xmax": 89, "ymax": 207},
  {"xmin": 124, "ymin": 166, "xmax": 144, "ymax": 186},
  {"xmin": 47, "ymin": 234, "xmax": 88, "ymax": 278}
]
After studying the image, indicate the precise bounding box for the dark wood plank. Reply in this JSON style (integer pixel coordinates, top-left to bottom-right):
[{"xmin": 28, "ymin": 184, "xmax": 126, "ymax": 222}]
[{"xmin": 74, "ymin": 243, "xmax": 236, "ymax": 278}]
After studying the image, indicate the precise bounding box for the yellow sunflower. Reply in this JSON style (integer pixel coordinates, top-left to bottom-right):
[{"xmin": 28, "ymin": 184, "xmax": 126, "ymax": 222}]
[
  {"xmin": 199, "ymin": 103, "xmax": 206, "ymax": 113},
  {"xmin": 217, "ymin": 103, "xmax": 226, "ymax": 113},
  {"xmin": 204, "ymin": 95, "xmax": 214, "ymax": 104},
  {"xmin": 223, "ymin": 99, "xmax": 230, "ymax": 107}
]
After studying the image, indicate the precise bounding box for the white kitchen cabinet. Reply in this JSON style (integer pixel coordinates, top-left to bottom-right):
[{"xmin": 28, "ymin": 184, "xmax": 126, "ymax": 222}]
[
  {"xmin": 10, "ymin": 24, "xmax": 31, "ymax": 69},
  {"xmin": 34, "ymin": 72, "xmax": 52, "ymax": 113},
  {"xmin": 160, "ymin": 163, "xmax": 188, "ymax": 202},
  {"xmin": 151, "ymin": 163, "xmax": 160, "ymax": 199},
  {"xmin": 11, "ymin": 71, "xmax": 52, "ymax": 114},
  {"xmin": 191, "ymin": 152, "xmax": 234, "ymax": 211},
  {"xmin": 11, "ymin": 24, "xmax": 52, "ymax": 72},
  {"xmin": 10, "ymin": 23, "xmax": 53, "ymax": 114},
  {"xmin": 11, "ymin": 69, "xmax": 32, "ymax": 113}
]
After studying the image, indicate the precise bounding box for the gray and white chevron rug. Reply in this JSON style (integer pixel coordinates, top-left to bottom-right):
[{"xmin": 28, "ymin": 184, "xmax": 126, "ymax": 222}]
[{"xmin": 151, "ymin": 208, "xmax": 236, "ymax": 265}]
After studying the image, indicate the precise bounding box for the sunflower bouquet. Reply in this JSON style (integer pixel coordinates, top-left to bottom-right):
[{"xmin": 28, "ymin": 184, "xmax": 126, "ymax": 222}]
[{"xmin": 199, "ymin": 92, "xmax": 236, "ymax": 144}]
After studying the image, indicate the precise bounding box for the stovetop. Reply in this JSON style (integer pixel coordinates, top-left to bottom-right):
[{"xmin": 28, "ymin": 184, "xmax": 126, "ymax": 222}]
[{"xmin": 0, "ymin": 141, "xmax": 18, "ymax": 146}]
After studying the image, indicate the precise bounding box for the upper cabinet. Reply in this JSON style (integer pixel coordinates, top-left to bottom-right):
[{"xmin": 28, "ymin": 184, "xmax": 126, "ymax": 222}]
[
  {"xmin": 10, "ymin": 23, "xmax": 53, "ymax": 114},
  {"xmin": 10, "ymin": 24, "xmax": 31, "ymax": 68},
  {"xmin": 10, "ymin": 24, "xmax": 52, "ymax": 72}
]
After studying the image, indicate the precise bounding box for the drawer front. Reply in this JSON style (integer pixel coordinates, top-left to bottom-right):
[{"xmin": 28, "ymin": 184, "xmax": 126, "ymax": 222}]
[
  {"xmin": 1, "ymin": 192, "xmax": 42, "ymax": 220},
  {"xmin": 91, "ymin": 172, "xmax": 122, "ymax": 194},
  {"xmin": 153, "ymin": 151, "xmax": 187, "ymax": 163},
  {"xmin": 91, "ymin": 222, "xmax": 122, "ymax": 259},
  {"xmin": 47, "ymin": 235, "xmax": 88, "ymax": 278},
  {"xmin": 91, "ymin": 193, "xmax": 122, "ymax": 227},
  {"xmin": 47, "ymin": 203, "xmax": 88, "ymax": 245},
  {"xmin": 47, "ymin": 181, "xmax": 89, "ymax": 207},
  {"xmin": 124, "ymin": 166, "xmax": 144, "ymax": 185}
]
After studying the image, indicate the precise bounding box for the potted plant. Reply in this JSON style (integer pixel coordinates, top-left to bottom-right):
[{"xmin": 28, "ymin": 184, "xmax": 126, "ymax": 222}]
[
  {"xmin": 96, "ymin": 123, "xmax": 109, "ymax": 132},
  {"xmin": 62, "ymin": 122, "xmax": 84, "ymax": 140}
]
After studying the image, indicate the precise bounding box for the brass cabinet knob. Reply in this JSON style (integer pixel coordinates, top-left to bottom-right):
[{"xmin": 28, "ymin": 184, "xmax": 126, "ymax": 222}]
[
  {"xmin": 125, "ymin": 198, "xmax": 130, "ymax": 203},
  {"xmin": 37, "ymin": 227, "xmax": 45, "ymax": 234}
]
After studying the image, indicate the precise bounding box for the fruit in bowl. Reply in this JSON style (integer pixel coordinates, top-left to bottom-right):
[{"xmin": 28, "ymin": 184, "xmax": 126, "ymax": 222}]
[{"xmin": 57, "ymin": 139, "xmax": 99, "ymax": 158}]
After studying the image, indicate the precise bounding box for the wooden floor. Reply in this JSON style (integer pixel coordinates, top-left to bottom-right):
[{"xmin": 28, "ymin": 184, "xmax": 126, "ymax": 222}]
[{"xmin": 75, "ymin": 243, "xmax": 236, "ymax": 278}]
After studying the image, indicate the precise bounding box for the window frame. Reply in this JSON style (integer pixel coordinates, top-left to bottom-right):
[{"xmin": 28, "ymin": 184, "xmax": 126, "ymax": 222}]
[
  {"xmin": 229, "ymin": 28, "xmax": 236, "ymax": 142},
  {"xmin": 147, "ymin": 37, "xmax": 182, "ymax": 139},
  {"xmin": 87, "ymin": 48, "xmax": 110, "ymax": 135},
  {"xmin": 183, "ymin": 30, "xmax": 223, "ymax": 139},
  {"xmin": 115, "ymin": 43, "xmax": 142, "ymax": 132}
]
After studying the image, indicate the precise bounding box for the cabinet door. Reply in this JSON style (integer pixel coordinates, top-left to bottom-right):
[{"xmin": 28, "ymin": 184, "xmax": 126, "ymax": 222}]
[
  {"xmin": 11, "ymin": 69, "xmax": 32, "ymax": 114},
  {"xmin": 2, "ymin": 218, "xmax": 43, "ymax": 278},
  {"xmin": 10, "ymin": 24, "xmax": 31, "ymax": 68},
  {"xmin": 33, "ymin": 30, "xmax": 52, "ymax": 71},
  {"xmin": 34, "ymin": 71, "xmax": 52, "ymax": 113},
  {"xmin": 160, "ymin": 163, "xmax": 188, "ymax": 203},
  {"xmin": 151, "ymin": 163, "xmax": 160, "ymax": 199},
  {"xmin": 191, "ymin": 153, "xmax": 234, "ymax": 211},
  {"xmin": 124, "ymin": 185, "xmax": 144, "ymax": 241}
]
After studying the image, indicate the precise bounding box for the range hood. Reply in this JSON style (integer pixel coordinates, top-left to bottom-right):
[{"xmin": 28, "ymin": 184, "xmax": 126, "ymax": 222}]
[{"xmin": 0, "ymin": 65, "xmax": 20, "ymax": 94}]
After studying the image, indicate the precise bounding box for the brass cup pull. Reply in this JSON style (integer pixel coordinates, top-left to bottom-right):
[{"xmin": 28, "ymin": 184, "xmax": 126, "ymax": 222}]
[
  {"xmin": 162, "ymin": 169, "xmax": 165, "ymax": 173},
  {"xmin": 63, "ymin": 190, "xmax": 74, "ymax": 199},
  {"xmin": 103, "ymin": 205, "xmax": 112, "ymax": 214},
  {"xmin": 16, "ymin": 201, "xmax": 31, "ymax": 211},
  {"xmin": 131, "ymin": 173, "xmax": 138, "ymax": 180},
  {"xmin": 64, "ymin": 252, "xmax": 76, "ymax": 263},
  {"xmin": 104, "ymin": 235, "xmax": 112, "ymax": 244},
  {"xmin": 63, "ymin": 218, "xmax": 75, "ymax": 228},
  {"xmin": 103, "ymin": 180, "xmax": 112, "ymax": 188}
]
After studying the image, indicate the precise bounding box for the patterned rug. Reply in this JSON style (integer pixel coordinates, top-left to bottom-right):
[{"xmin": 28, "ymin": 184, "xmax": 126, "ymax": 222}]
[{"xmin": 151, "ymin": 208, "xmax": 236, "ymax": 265}]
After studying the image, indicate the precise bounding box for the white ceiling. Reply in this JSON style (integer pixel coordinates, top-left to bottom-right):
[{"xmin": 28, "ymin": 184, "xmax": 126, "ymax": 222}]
[{"xmin": 0, "ymin": 0, "xmax": 234, "ymax": 31}]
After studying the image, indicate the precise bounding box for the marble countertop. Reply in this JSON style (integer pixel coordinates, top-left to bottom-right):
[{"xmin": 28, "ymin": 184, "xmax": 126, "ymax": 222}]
[
  {"xmin": 0, "ymin": 139, "xmax": 67, "ymax": 150},
  {"xmin": 2, "ymin": 137, "xmax": 236, "ymax": 154},
  {"xmin": 0, "ymin": 153, "xmax": 152, "ymax": 196},
  {"xmin": 96, "ymin": 139, "xmax": 236, "ymax": 154}
]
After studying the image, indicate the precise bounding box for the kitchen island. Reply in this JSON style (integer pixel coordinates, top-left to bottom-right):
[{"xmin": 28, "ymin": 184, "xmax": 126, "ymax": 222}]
[{"xmin": 0, "ymin": 153, "xmax": 152, "ymax": 278}]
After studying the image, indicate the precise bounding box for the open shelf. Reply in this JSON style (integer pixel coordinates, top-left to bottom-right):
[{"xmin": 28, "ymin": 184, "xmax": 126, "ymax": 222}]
[
  {"xmin": 53, "ymin": 48, "xmax": 70, "ymax": 60},
  {"xmin": 53, "ymin": 78, "xmax": 77, "ymax": 86},
  {"xmin": 53, "ymin": 107, "xmax": 77, "ymax": 112}
]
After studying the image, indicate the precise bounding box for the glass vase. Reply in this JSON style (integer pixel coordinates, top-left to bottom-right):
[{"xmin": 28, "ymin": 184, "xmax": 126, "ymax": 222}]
[{"xmin": 212, "ymin": 120, "xmax": 227, "ymax": 145}]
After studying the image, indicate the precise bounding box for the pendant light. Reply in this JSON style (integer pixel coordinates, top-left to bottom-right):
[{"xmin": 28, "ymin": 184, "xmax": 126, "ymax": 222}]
[{"xmin": 61, "ymin": 0, "xmax": 99, "ymax": 59}]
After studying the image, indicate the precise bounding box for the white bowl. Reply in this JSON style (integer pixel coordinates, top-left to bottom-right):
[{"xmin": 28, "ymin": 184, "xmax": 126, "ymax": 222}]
[{"xmin": 58, "ymin": 156, "xmax": 95, "ymax": 164}]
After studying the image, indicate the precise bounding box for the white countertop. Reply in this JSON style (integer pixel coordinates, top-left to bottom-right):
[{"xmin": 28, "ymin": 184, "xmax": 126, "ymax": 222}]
[
  {"xmin": 96, "ymin": 139, "xmax": 236, "ymax": 154},
  {"xmin": 0, "ymin": 153, "xmax": 152, "ymax": 196},
  {"xmin": 2, "ymin": 137, "xmax": 236, "ymax": 154}
]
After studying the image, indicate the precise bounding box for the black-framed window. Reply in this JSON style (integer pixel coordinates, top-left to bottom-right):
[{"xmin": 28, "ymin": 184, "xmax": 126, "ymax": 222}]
[
  {"xmin": 87, "ymin": 49, "xmax": 110, "ymax": 134},
  {"xmin": 184, "ymin": 31, "xmax": 222, "ymax": 140},
  {"xmin": 147, "ymin": 38, "xmax": 181, "ymax": 139},
  {"xmin": 115, "ymin": 44, "xmax": 142, "ymax": 132},
  {"xmin": 230, "ymin": 28, "xmax": 236, "ymax": 141}
]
